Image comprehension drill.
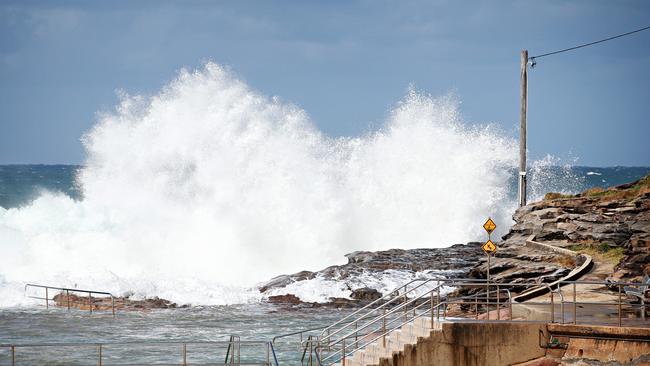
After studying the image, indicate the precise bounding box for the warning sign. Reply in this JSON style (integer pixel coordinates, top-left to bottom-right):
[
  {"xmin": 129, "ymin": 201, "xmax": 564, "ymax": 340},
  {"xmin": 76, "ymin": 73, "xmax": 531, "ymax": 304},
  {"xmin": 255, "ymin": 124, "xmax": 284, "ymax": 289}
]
[
  {"xmin": 482, "ymin": 239, "xmax": 497, "ymax": 255},
  {"xmin": 483, "ymin": 218, "xmax": 496, "ymax": 234}
]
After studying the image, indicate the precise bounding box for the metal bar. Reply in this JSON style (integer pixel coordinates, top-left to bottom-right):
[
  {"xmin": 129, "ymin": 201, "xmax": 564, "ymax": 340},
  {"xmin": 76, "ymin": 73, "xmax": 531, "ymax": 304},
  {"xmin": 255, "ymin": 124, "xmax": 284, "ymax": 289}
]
[
  {"xmin": 182, "ymin": 343, "xmax": 187, "ymax": 366},
  {"xmin": 430, "ymin": 291, "xmax": 434, "ymax": 327},
  {"xmin": 98, "ymin": 344, "xmax": 102, "ymax": 366},
  {"xmin": 436, "ymin": 286, "xmax": 440, "ymax": 321},
  {"xmin": 550, "ymin": 289, "xmax": 554, "ymax": 323},
  {"xmin": 497, "ymin": 285, "xmax": 500, "ymax": 320},
  {"xmin": 111, "ymin": 296, "xmax": 115, "ymax": 318},
  {"xmin": 573, "ymin": 282, "xmax": 577, "ymax": 324},
  {"xmin": 89, "ymin": 292, "xmax": 92, "ymax": 314},
  {"xmin": 11, "ymin": 345, "xmax": 15, "ymax": 366},
  {"xmin": 308, "ymin": 336, "xmax": 313, "ymax": 366},
  {"xmin": 45, "ymin": 287, "xmax": 49, "ymax": 309},
  {"xmin": 618, "ymin": 285, "xmax": 622, "ymax": 327},
  {"xmin": 382, "ymin": 308, "xmax": 386, "ymax": 347},
  {"xmin": 475, "ymin": 295, "xmax": 478, "ymax": 319},
  {"xmin": 67, "ymin": 289, "xmax": 70, "ymax": 311},
  {"xmin": 341, "ymin": 339, "xmax": 346, "ymax": 366},
  {"xmin": 354, "ymin": 321, "xmax": 358, "ymax": 349}
]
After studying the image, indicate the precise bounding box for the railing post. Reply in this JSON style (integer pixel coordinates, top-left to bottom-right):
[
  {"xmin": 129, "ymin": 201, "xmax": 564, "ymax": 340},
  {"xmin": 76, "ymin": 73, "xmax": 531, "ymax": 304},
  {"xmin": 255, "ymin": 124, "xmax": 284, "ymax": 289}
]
[
  {"xmin": 550, "ymin": 290, "xmax": 554, "ymax": 323},
  {"xmin": 182, "ymin": 343, "xmax": 187, "ymax": 366},
  {"xmin": 308, "ymin": 336, "xmax": 313, "ymax": 366},
  {"xmin": 11, "ymin": 345, "xmax": 15, "ymax": 366},
  {"xmin": 497, "ymin": 285, "xmax": 500, "ymax": 320},
  {"xmin": 89, "ymin": 292, "xmax": 93, "ymax": 314},
  {"xmin": 111, "ymin": 296, "xmax": 115, "ymax": 318},
  {"xmin": 327, "ymin": 328, "xmax": 330, "ymax": 352},
  {"xmin": 354, "ymin": 321, "xmax": 358, "ymax": 349},
  {"xmin": 430, "ymin": 291, "xmax": 434, "ymax": 327},
  {"xmin": 475, "ymin": 295, "xmax": 478, "ymax": 319},
  {"xmin": 436, "ymin": 287, "xmax": 440, "ymax": 321},
  {"xmin": 573, "ymin": 282, "xmax": 577, "ymax": 324},
  {"xmin": 341, "ymin": 339, "xmax": 346, "ymax": 366},
  {"xmin": 98, "ymin": 344, "xmax": 102, "ymax": 366},
  {"xmin": 45, "ymin": 287, "xmax": 49, "ymax": 309},
  {"xmin": 403, "ymin": 286, "xmax": 407, "ymax": 321},
  {"xmin": 382, "ymin": 308, "xmax": 387, "ymax": 347},
  {"xmin": 509, "ymin": 293, "xmax": 513, "ymax": 320},
  {"xmin": 618, "ymin": 285, "xmax": 622, "ymax": 327},
  {"xmin": 66, "ymin": 289, "xmax": 71, "ymax": 311}
]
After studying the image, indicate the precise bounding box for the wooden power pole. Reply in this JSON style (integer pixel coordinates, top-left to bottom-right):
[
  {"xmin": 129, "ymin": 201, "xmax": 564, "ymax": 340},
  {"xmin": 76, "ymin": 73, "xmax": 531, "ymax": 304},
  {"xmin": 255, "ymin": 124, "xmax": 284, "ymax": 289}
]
[{"xmin": 519, "ymin": 50, "xmax": 528, "ymax": 207}]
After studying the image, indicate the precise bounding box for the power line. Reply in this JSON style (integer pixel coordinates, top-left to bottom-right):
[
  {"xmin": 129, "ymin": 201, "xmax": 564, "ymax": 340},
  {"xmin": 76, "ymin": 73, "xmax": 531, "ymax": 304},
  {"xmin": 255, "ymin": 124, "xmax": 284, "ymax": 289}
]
[{"xmin": 530, "ymin": 25, "xmax": 650, "ymax": 65}]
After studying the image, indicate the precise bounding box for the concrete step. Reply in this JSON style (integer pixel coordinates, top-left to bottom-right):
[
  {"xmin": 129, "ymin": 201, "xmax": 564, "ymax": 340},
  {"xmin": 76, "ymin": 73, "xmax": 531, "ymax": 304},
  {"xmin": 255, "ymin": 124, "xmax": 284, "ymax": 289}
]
[{"xmin": 338, "ymin": 318, "xmax": 444, "ymax": 366}]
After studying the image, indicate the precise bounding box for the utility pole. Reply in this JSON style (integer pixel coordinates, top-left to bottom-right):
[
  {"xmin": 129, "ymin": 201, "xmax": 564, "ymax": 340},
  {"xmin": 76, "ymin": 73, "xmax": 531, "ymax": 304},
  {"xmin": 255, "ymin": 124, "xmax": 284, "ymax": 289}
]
[{"xmin": 519, "ymin": 50, "xmax": 528, "ymax": 207}]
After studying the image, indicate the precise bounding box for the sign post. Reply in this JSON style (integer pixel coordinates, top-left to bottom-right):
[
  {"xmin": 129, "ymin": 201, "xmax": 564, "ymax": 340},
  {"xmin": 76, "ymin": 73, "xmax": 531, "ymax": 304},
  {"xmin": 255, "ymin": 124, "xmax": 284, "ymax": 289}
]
[{"xmin": 482, "ymin": 218, "xmax": 497, "ymax": 317}]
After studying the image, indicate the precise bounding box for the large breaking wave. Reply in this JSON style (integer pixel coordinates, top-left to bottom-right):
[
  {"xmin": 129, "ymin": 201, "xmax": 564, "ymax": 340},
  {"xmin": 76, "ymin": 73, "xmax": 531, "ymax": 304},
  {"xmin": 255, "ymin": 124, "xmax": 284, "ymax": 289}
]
[{"xmin": 0, "ymin": 63, "xmax": 519, "ymax": 306}]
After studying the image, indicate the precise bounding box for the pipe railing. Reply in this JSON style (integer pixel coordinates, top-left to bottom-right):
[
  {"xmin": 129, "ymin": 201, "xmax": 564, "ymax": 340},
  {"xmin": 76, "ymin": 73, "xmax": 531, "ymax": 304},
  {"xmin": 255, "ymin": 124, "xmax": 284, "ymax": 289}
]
[
  {"xmin": 313, "ymin": 278, "xmax": 650, "ymax": 365},
  {"xmin": 24, "ymin": 283, "xmax": 117, "ymax": 317},
  {"xmin": 0, "ymin": 339, "xmax": 279, "ymax": 366}
]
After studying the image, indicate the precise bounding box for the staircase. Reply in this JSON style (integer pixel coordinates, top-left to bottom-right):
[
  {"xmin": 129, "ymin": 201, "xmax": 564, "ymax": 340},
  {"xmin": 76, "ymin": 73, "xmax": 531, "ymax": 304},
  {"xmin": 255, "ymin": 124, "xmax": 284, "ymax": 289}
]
[{"xmin": 342, "ymin": 317, "xmax": 442, "ymax": 366}]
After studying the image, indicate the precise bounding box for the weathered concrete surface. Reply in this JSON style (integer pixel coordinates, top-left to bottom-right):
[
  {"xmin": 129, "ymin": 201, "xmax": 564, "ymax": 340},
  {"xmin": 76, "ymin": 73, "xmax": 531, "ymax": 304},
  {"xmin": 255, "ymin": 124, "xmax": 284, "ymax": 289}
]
[
  {"xmin": 374, "ymin": 323, "xmax": 650, "ymax": 366},
  {"xmin": 548, "ymin": 324, "xmax": 650, "ymax": 365},
  {"xmin": 376, "ymin": 322, "xmax": 547, "ymax": 366}
]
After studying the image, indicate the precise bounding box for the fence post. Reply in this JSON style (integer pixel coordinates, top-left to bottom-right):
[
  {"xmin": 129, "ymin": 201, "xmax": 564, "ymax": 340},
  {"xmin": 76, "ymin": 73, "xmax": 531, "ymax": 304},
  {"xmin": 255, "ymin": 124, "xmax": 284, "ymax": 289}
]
[
  {"xmin": 67, "ymin": 289, "xmax": 71, "ymax": 311},
  {"xmin": 45, "ymin": 287, "xmax": 49, "ymax": 309},
  {"xmin": 11, "ymin": 345, "xmax": 15, "ymax": 366},
  {"xmin": 618, "ymin": 285, "xmax": 622, "ymax": 327},
  {"xmin": 382, "ymin": 308, "xmax": 387, "ymax": 347},
  {"xmin": 430, "ymin": 291, "xmax": 434, "ymax": 327},
  {"xmin": 436, "ymin": 287, "xmax": 440, "ymax": 321},
  {"xmin": 89, "ymin": 292, "xmax": 93, "ymax": 314},
  {"xmin": 98, "ymin": 344, "xmax": 102, "ymax": 366},
  {"xmin": 573, "ymin": 282, "xmax": 577, "ymax": 324},
  {"xmin": 497, "ymin": 285, "xmax": 500, "ymax": 320},
  {"xmin": 182, "ymin": 343, "xmax": 187, "ymax": 366},
  {"xmin": 550, "ymin": 290, "xmax": 554, "ymax": 323}
]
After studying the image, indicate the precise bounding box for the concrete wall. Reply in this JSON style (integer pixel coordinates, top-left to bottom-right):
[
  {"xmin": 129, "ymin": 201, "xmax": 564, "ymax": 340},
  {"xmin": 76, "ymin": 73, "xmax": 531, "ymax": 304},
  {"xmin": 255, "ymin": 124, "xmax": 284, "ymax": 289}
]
[
  {"xmin": 375, "ymin": 322, "xmax": 650, "ymax": 366},
  {"xmin": 377, "ymin": 322, "xmax": 547, "ymax": 366}
]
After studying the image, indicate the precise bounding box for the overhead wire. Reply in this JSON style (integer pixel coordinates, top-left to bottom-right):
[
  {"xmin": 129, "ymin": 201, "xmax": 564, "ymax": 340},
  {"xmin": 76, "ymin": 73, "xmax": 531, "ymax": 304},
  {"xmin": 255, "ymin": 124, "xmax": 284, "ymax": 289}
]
[{"xmin": 529, "ymin": 25, "xmax": 650, "ymax": 67}]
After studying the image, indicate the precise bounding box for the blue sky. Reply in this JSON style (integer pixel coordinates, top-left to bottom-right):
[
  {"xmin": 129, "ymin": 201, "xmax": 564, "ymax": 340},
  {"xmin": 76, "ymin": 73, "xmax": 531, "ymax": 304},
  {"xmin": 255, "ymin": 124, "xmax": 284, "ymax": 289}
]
[{"xmin": 0, "ymin": 0, "xmax": 649, "ymax": 166}]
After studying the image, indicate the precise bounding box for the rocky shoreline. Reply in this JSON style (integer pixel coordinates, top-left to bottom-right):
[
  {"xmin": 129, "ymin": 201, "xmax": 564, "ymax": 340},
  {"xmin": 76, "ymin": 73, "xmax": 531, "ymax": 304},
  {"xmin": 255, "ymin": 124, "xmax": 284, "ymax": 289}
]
[
  {"xmin": 261, "ymin": 174, "xmax": 650, "ymax": 306},
  {"xmin": 48, "ymin": 175, "xmax": 650, "ymax": 310}
]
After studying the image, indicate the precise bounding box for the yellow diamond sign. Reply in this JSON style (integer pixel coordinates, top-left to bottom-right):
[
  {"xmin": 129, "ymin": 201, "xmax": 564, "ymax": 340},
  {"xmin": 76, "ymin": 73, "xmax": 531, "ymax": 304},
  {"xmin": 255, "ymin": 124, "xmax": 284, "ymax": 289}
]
[
  {"xmin": 482, "ymin": 239, "xmax": 497, "ymax": 255},
  {"xmin": 483, "ymin": 218, "xmax": 496, "ymax": 234}
]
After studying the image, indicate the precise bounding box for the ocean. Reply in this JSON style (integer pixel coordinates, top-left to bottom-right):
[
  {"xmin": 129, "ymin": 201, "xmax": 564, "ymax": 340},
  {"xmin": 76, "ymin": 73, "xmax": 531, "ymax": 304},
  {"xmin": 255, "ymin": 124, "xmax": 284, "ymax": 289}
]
[{"xmin": 1, "ymin": 63, "xmax": 649, "ymax": 364}]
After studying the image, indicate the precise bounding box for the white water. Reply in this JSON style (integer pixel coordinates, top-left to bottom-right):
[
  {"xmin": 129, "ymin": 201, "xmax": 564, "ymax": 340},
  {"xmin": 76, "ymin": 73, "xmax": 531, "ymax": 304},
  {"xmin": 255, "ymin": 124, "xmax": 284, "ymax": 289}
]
[{"xmin": 0, "ymin": 63, "xmax": 519, "ymax": 306}]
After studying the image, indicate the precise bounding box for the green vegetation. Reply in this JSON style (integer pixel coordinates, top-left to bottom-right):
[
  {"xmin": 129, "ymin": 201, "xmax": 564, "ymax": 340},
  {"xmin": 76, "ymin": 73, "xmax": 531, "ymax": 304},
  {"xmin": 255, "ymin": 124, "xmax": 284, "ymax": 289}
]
[
  {"xmin": 543, "ymin": 192, "xmax": 574, "ymax": 200},
  {"xmin": 544, "ymin": 174, "xmax": 650, "ymax": 202},
  {"xmin": 583, "ymin": 174, "xmax": 650, "ymax": 200},
  {"xmin": 568, "ymin": 243, "xmax": 625, "ymax": 265}
]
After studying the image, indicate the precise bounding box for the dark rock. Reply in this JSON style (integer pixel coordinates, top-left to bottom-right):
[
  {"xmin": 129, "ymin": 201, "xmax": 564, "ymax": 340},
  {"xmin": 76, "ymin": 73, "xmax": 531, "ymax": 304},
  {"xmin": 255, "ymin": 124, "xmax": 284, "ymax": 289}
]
[
  {"xmin": 267, "ymin": 294, "xmax": 302, "ymax": 305},
  {"xmin": 351, "ymin": 287, "xmax": 382, "ymax": 301}
]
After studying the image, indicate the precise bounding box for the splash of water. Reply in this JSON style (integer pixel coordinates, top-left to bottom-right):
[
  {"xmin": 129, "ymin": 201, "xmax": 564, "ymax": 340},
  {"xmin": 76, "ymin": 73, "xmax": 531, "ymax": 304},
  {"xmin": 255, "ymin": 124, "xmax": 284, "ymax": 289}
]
[{"xmin": 0, "ymin": 63, "xmax": 520, "ymax": 306}]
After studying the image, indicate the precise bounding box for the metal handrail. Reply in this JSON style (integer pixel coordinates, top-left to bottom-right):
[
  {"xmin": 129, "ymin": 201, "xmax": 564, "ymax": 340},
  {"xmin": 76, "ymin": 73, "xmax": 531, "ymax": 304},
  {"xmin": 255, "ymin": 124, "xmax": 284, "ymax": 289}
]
[
  {"xmin": 24, "ymin": 283, "xmax": 117, "ymax": 317},
  {"xmin": 318, "ymin": 277, "xmax": 443, "ymax": 339},
  {"xmin": 319, "ymin": 277, "xmax": 484, "ymax": 343},
  {"xmin": 314, "ymin": 278, "xmax": 650, "ymax": 365},
  {"xmin": 0, "ymin": 339, "xmax": 278, "ymax": 366}
]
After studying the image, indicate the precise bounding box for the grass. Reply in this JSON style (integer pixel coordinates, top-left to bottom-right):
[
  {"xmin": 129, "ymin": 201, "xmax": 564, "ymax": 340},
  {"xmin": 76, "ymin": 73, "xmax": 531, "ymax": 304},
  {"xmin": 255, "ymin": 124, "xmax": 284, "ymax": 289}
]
[
  {"xmin": 567, "ymin": 242, "xmax": 625, "ymax": 265},
  {"xmin": 544, "ymin": 174, "xmax": 650, "ymax": 202}
]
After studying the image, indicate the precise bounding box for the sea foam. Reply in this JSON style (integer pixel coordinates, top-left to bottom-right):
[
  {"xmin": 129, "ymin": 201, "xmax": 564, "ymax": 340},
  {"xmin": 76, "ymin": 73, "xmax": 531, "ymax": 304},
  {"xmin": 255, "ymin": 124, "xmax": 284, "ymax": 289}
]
[{"xmin": 0, "ymin": 63, "xmax": 519, "ymax": 306}]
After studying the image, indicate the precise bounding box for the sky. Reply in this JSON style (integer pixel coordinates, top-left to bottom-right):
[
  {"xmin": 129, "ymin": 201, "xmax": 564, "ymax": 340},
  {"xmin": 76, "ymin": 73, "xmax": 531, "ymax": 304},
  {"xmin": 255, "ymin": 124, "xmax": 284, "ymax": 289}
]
[{"xmin": 0, "ymin": 0, "xmax": 649, "ymax": 166}]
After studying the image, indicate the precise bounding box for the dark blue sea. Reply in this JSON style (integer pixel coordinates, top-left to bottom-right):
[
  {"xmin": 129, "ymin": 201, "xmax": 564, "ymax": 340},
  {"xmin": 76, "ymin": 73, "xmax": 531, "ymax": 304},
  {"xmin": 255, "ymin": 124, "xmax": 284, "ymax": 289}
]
[{"xmin": 1, "ymin": 165, "xmax": 648, "ymax": 210}]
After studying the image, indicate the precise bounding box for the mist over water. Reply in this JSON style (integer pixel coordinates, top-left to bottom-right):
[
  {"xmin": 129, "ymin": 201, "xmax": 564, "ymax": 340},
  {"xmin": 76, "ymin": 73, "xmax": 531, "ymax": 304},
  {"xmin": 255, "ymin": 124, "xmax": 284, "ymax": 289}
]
[{"xmin": 0, "ymin": 63, "xmax": 521, "ymax": 306}]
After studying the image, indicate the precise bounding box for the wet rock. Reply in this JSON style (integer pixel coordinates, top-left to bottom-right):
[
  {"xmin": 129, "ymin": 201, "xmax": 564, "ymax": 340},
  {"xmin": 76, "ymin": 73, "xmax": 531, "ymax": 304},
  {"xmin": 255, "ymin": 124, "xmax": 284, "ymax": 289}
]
[
  {"xmin": 351, "ymin": 287, "xmax": 382, "ymax": 301},
  {"xmin": 267, "ymin": 294, "xmax": 302, "ymax": 305}
]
